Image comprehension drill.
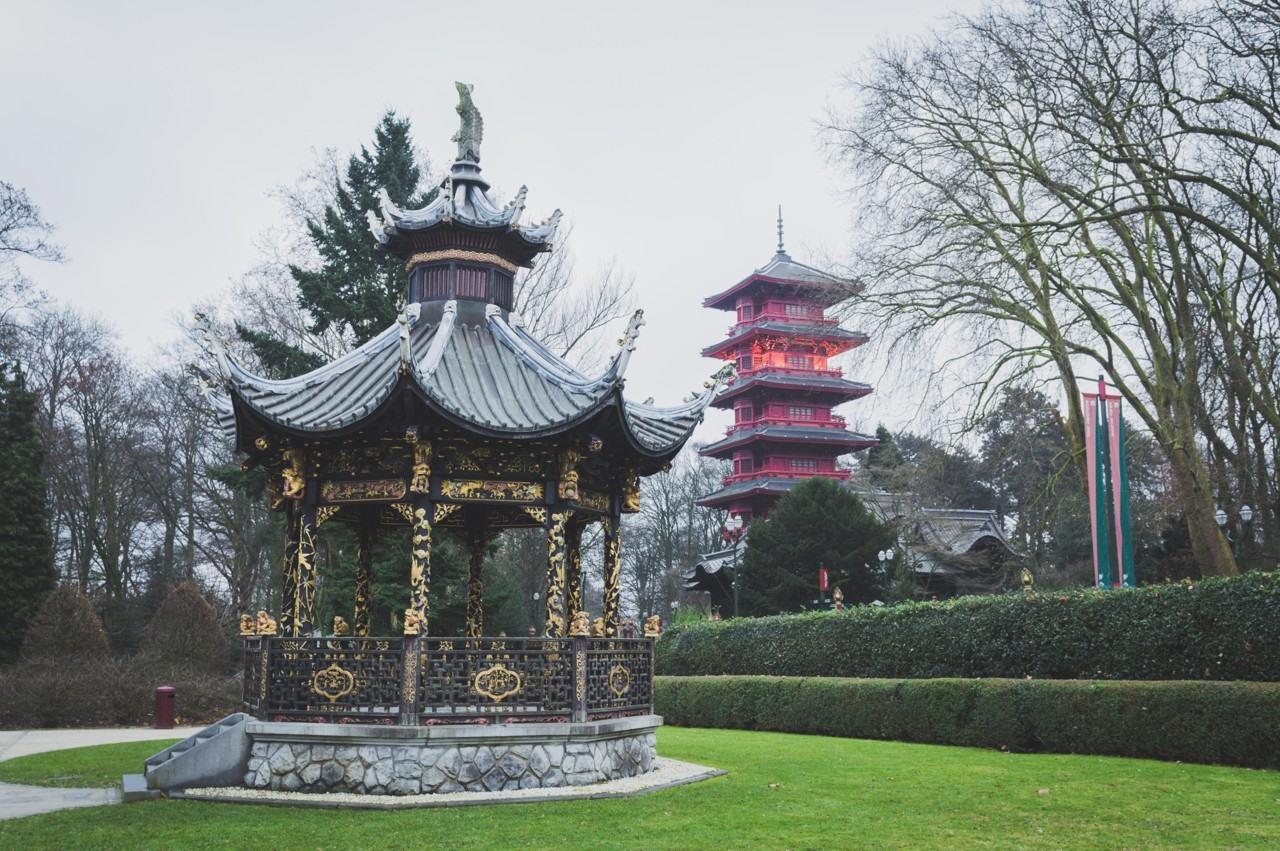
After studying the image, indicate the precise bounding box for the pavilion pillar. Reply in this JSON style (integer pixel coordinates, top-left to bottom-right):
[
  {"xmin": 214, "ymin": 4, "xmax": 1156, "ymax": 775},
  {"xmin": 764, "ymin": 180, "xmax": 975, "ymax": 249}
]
[
  {"xmin": 353, "ymin": 520, "xmax": 374, "ymax": 637},
  {"xmin": 405, "ymin": 497, "xmax": 432, "ymax": 635},
  {"xmin": 544, "ymin": 510, "xmax": 572, "ymax": 637},
  {"xmin": 565, "ymin": 520, "xmax": 585, "ymax": 620},
  {"xmin": 465, "ymin": 529, "xmax": 485, "ymax": 638},
  {"xmin": 602, "ymin": 513, "xmax": 622, "ymax": 637},
  {"xmin": 294, "ymin": 500, "xmax": 318, "ymax": 636},
  {"xmin": 277, "ymin": 502, "xmax": 300, "ymax": 636}
]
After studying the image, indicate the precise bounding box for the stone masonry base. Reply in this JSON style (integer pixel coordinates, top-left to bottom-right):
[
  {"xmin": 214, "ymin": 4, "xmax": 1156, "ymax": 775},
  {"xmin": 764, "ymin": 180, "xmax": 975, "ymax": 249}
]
[{"xmin": 243, "ymin": 715, "xmax": 660, "ymax": 795}]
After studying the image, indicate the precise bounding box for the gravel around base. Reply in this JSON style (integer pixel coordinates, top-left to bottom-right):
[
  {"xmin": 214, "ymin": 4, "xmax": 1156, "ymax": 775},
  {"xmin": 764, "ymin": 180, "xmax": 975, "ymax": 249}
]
[{"xmin": 180, "ymin": 758, "xmax": 723, "ymax": 809}]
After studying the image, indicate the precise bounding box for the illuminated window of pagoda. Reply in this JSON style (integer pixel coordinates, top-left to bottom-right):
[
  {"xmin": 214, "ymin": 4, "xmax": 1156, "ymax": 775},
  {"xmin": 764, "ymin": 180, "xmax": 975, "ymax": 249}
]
[
  {"xmin": 737, "ymin": 354, "xmax": 753, "ymax": 371},
  {"xmin": 785, "ymin": 354, "xmax": 812, "ymax": 369}
]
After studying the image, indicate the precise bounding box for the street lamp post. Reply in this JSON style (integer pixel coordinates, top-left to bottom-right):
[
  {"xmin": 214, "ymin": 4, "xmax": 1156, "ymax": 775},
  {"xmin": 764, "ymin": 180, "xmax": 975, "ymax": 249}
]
[
  {"xmin": 723, "ymin": 513, "xmax": 745, "ymax": 619},
  {"xmin": 1215, "ymin": 504, "xmax": 1254, "ymax": 563}
]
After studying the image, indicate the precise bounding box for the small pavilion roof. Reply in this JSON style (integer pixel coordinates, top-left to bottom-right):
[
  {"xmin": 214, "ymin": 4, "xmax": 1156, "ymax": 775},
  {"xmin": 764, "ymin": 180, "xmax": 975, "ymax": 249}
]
[
  {"xmin": 203, "ymin": 299, "xmax": 726, "ymax": 458},
  {"xmin": 695, "ymin": 476, "xmax": 805, "ymax": 507}
]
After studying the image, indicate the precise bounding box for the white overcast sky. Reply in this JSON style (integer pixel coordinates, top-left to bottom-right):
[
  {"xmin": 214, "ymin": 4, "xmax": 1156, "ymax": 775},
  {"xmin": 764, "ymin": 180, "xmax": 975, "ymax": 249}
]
[{"xmin": 3, "ymin": 0, "xmax": 986, "ymax": 444}]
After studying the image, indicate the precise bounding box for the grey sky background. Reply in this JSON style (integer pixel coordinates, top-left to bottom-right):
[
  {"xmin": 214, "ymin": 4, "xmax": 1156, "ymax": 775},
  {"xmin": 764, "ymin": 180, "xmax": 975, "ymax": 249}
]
[{"xmin": 3, "ymin": 0, "xmax": 985, "ymax": 445}]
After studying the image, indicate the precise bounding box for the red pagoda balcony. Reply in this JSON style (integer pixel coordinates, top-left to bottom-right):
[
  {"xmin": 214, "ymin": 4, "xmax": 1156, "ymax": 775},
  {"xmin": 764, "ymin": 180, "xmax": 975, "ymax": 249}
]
[
  {"xmin": 730, "ymin": 313, "xmax": 840, "ymax": 333},
  {"xmin": 725, "ymin": 414, "xmax": 849, "ymax": 435},
  {"xmin": 722, "ymin": 467, "xmax": 852, "ymax": 486},
  {"xmin": 735, "ymin": 365, "xmax": 844, "ymax": 380}
]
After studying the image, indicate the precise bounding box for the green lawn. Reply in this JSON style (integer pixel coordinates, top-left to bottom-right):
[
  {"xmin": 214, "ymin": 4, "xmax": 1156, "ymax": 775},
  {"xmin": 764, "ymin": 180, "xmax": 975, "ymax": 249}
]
[
  {"xmin": 2, "ymin": 727, "xmax": 1278, "ymax": 849},
  {"xmin": 0, "ymin": 740, "xmax": 180, "ymax": 788}
]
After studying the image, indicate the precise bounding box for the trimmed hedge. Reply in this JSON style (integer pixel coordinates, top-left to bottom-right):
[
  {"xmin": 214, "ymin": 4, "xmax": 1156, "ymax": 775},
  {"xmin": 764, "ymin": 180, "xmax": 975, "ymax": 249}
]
[
  {"xmin": 656, "ymin": 676, "xmax": 1280, "ymax": 768},
  {"xmin": 658, "ymin": 572, "xmax": 1280, "ymax": 681}
]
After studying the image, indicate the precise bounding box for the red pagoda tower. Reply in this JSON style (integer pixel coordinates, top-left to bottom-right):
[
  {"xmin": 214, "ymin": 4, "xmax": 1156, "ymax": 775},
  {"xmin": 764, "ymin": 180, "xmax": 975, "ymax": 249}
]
[{"xmin": 696, "ymin": 213, "xmax": 876, "ymax": 520}]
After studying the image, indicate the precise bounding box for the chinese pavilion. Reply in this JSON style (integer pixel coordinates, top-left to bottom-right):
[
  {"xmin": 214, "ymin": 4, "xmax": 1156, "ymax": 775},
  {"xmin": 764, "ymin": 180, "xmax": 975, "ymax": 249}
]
[
  {"xmin": 695, "ymin": 213, "xmax": 876, "ymax": 521},
  {"xmin": 179, "ymin": 86, "xmax": 726, "ymax": 795}
]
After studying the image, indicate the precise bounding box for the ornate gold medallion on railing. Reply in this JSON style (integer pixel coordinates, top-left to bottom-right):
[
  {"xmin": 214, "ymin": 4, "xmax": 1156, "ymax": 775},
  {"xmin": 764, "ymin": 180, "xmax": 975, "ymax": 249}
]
[
  {"xmin": 472, "ymin": 662, "xmax": 523, "ymax": 702},
  {"xmin": 608, "ymin": 663, "xmax": 632, "ymax": 698},
  {"xmin": 311, "ymin": 663, "xmax": 357, "ymax": 702}
]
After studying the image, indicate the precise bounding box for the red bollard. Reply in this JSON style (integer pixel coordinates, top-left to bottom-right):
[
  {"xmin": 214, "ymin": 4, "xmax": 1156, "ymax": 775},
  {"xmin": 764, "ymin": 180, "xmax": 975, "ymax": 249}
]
[{"xmin": 154, "ymin": 686, "xmax": 176, "ymax": 729}]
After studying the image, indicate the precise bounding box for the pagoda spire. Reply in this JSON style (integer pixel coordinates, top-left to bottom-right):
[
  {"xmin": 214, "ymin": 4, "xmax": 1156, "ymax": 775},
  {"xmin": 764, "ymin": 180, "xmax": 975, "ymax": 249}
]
[{"xmin": 776, "ymin": 205, "xmax": 786, "ymax": 255}]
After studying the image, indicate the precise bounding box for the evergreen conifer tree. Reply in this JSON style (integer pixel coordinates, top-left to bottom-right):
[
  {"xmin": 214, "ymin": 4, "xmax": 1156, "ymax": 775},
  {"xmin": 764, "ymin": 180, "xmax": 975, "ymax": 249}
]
[
  {"xmin": 864, "ymin": 423, "xmax": 907, "ymax": 490},
  {"xmin": 0, "ymin": 364, "xmax": 56, "ymax": 663},
  {"xmin": 290, "ymin": 112, "xmax": 435, "ymax": 346},
  {"xmin": 740, "ymin": 477, "xmax": 893, "ymax": 614}
]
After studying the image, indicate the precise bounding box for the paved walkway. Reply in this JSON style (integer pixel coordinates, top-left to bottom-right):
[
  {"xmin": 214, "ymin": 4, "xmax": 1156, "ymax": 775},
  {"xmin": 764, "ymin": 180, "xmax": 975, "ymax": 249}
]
[{"xmin": 0, "ymin": 726, "xmax": 201, "ymax": 821}]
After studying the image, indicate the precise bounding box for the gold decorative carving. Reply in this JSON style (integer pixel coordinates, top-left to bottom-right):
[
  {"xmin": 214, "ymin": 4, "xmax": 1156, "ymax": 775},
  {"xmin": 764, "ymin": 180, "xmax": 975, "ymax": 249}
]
[
  {"xmin": 354, "ymin": 528, "xmax": 372, "ymax": 636},
  {"xmin": 557, "ymin": 449, "xmax": 582, "ymax": 501},
  {"xmin": 254, "ymin": 436, "xmax": 270, "ymax": 451},
  {"xmin": 544, "ymin": 511, "xmax": 571, "ymax": 637},
  {"xmin": 621, "ymin": 471, "xmax": 641, "ymax": 513},
  {"xmin": 434, "ymin": 503, "xmax": 461, "ymax": 524},
  {"xmin": 311, "ymin": 663, "xmax": 356, "ymax": 702},
  {"xmin": 391, "ymin": 503, "xmax": 414, "ymax": 522},
  {"xmin": 643, "ymin": 614, "xmax": 662, "ymax": 638},
  {"xmin": 575, "ymin": 489, "xmax": 609, "ymax": 512},
  {"xmin": 441, "ymin": 479, "xmax": 543, "ymax": 502},
  {"xmin": 566, "ymin": 522, "xmax": 584, "ymax": 617},
  {"xmin": 402, "ymin": 608, "xmax": 422, "ymax": 636},
  {"xmin": 521, "ymin": 506, "xmax": 547, "ymax": 524},
  {"xmin": 407, "ymin": 503, "xmax": 432, "ymax": 633},
  {"xmin": 405, "ymin": 249, "xmax": 519, "ymax": 275},
  {"xmin": 239, "ymin": 614, "xmax": 255, "ymax": 635},
  {"xmin": 568, "ymin": 610, "xmax": 591, "ymax": 637},
  {"xmin": 472, "ymin": 663, "xmax": 523, "ymax": 702},
  {"xmin": 591, "ymin": 617, "xmax": 605, "ymax": 637},
  {"xmin": 607, "ymin": 663, "xmax": 632, "ymax": 698},
  {"xmin": 255, "ymin": 610, "xmax": 277, "ymax": 636},
  {"xmin": 295, "ymin": 512, "xmax": 317, "ymax": 634},
  {"xmin": 410, "ymin": 440, "xmax": 432, "ymax": 495},
  {"xmin": 575, "ymin": 649, "xmax": 587, "ymax": 702},
  {"xmin": 316, "ymin": 505, "xmax": 342, "ymax": 527},
  {"xmin": 602, "ymin": 518, "xmax": 621, "ymax": 636},
  {"xmin": 332, "ymin": 615, "xmax": 351, "ymax": 636},
  {"xmin": 281, "ymin": 448, "xmax": 306, "ymax": 499},
  {"xmin": 466, "ymin": 532, "xmax": 485, "ymax": 638},
  {"xmin": 322, "ymin": 479, "xmax": 406, "ymax": 503}
]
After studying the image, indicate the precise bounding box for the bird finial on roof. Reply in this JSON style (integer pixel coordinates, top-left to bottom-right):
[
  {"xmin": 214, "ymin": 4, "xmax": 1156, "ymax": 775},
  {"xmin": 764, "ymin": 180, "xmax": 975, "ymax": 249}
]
[
  {"xmin": 452, "ymin": 82, "xmax": 483, "ymax": 163},
  {"xmin": 776, "ymin": 205, "xmax": 786, "ymax": 255}
]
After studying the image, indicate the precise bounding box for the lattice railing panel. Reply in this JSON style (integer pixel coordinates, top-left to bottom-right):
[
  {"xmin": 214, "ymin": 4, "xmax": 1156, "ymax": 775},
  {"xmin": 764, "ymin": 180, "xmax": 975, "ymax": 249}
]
[
  {"xmin": 585, "ymin": 638, "xmax": 653, "ymax": 719},
  {"xmin": 264, "ymin": 637, "xmax": 402, "ymax": 722},
  {"xmin": 419, "ymin": 637, "xmax": 575, "ymax": 721},
  {"xmin": 240, "ymin": 637, "xmax": 264, "ymax": 714}
]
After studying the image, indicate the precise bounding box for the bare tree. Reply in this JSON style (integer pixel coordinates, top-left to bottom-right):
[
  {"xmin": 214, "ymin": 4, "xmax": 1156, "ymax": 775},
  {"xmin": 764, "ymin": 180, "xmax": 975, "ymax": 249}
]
[{"xmin": 827, "ymin": 0, "xmax": 1280, "ymax": 576}]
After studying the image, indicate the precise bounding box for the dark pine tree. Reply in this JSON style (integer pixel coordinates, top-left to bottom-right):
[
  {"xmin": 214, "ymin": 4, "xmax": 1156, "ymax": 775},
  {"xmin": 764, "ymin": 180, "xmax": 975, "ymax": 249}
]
[
  {"xmin": 864, "ymin": 423, "xmax": 907, "ymax": 491},
  {"xmin": 0, "ymin": 364, "xmax": 56, "ymax": 663},
  {"xmin": 290, "ymin": 111, "xmax": 435, "ymax": 346},
  {"xmin": 740, "ymin": 477, "xmax": 894, "ymax": 614},
  {"xmin": 236, "ymin": 111, "xmax": 436, "ymax": 372}
]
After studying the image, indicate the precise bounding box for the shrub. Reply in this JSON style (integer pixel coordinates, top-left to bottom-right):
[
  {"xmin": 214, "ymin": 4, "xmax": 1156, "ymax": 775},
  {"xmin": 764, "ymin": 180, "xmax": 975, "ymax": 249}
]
[
  {"xmin": 657, "ymin": 571, "xmax": 1280, "ymax": 681},
  {"xmin": 143, "ymin": 582, "xmax": 227, "ymax": 673},
  {"xmin": 655, "ymin": 676, "xmax": 1280, "ymax": 769},
  {"xmin": 20, "ymin": 585, "xmax": 109, "ymax": 663},
  {"xmin": 0, "ymin": 656, "xmax": 240, "ymax": 729}
]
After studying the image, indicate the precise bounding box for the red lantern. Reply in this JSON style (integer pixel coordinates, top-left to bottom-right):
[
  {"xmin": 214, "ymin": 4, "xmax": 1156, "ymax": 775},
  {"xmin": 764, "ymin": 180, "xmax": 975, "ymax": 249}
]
[{"xmin": 818, "ymin": 567, "xmax": 829, "ymax": 592}]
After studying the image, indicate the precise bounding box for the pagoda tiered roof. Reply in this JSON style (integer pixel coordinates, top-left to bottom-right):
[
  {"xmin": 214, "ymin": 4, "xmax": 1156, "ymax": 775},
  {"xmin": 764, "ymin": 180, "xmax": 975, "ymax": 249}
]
[
  {"xmin": 710, "ymin": 371, "xmax": 872, "ymax": 408},
  {"xmin": 703, "ymin": 251, "xmax": 857, "ymax": 311},
  {"xmin": 700, "ymin": 321, "xmax": 868, "ymax": 360},
  {"xmin": 207, "ymin": 299, "xmax": 719, "ymax": 458},
  {"xmin": 700, "ymin": 423, "xmax": 877, "ymax": 458}
]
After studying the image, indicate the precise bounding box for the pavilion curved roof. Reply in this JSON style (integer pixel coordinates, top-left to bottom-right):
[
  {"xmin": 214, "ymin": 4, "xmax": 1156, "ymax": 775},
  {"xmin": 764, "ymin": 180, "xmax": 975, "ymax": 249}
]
[{"xmin": 203, "ymin": 299, "xmax": 724, "ymax": 459}]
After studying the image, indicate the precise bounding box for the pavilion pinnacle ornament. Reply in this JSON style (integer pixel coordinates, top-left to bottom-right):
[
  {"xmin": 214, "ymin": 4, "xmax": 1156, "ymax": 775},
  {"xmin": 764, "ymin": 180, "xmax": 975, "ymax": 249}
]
[
  {"xmin": 696, "ymin": 209, "xmax": 876, "ymax": 521},
  {"xmin": 1083, "ymin": 376, "xmax": 1136, "ymax": 589}
]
